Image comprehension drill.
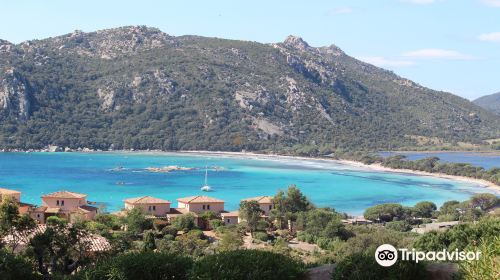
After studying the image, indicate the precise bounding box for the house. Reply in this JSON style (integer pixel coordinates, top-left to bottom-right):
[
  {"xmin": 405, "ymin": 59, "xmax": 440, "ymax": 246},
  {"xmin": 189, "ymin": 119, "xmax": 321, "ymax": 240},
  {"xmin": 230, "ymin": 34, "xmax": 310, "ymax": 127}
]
[
  {"xmin": 221, "ymin": 211, "xmax": 240, "ymax": 225},
  {"xmin": 124, "ymin": 196, "xmax": 171, "ymax": 217},
  {"xmin": 177, "ymin": 195, "xmax": 225, "ymax": 213},
  {"xmin": 341, "ymin": 217, "xmax": 373, "ymax": 225},
  {"xmin": 2, "ymin": 224, "xmax": 111, "ymax": 254},
  {"xmin": 241, "ymin": 196, "xmax": 274, "ymax": 215},
  {"xmin": 0, "ymin": 187, "xmax": 21, "ymax": 202},
  {"xmin": 31, "ymin": 191, "xmax": 98, "ymax": 223},
  {"xmin": 0, "ymin": 188, "xmax": 35, "ymax": 215}
]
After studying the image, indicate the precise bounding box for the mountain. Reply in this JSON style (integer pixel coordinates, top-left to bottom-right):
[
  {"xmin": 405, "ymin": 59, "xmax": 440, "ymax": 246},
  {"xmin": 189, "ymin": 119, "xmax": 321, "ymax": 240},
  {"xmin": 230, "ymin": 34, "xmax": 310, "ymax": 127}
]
[
  {"xmin": 474, "ymin": 92, "xmax": 500, "ymax": 116},
  {"xmin": 0, "ymin": 26, "xmax": 499, "ymax": 153}
]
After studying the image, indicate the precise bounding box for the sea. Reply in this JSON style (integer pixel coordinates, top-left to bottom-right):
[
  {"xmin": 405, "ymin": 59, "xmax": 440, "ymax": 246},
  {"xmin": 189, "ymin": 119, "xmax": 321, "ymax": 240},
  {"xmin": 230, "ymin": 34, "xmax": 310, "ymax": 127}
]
[{"xmin": 0, "ymin": 152, "xmax": 497, "ymax": 215}]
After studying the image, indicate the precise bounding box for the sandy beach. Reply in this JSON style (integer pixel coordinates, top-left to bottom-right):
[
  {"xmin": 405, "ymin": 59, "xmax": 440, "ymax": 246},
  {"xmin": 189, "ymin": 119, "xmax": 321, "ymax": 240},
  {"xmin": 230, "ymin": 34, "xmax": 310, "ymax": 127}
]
[{"xmin": 176, "ymin": 150, "xmax": 500, "ymax": 193}]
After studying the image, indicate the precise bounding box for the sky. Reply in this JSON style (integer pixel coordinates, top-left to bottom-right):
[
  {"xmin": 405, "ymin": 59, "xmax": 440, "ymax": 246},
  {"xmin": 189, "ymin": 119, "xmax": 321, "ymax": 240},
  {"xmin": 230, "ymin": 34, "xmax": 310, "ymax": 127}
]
[{"xmin": 0, "ymin": 0, "xmax": 499, "ymax": 100}]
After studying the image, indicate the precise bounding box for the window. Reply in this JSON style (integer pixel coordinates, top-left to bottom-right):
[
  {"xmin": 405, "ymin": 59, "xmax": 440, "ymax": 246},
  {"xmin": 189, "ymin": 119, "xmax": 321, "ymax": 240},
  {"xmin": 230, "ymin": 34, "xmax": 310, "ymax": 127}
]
[
  {"xmin": 202, "ymin": 205, "xmax": 206, "ymax": 210},
  {"xmin": 227, "ymin": 219, "xmax": 230, "ymax": 223},
  {"xmin": 153, "ymin": 206, "xmax": 156, "ymax": 211},
  {"xmin": 269, "ymin": 205, "xmax": 272, "ymax": 210},
  {"xmin": 207, "ymin": 205, "xmax": 210, "ymax": 210},
  {"xmin": 56, "ymin": 200, "xmax": 59, "ymax": 206},
  {"xmin": 37, "ymin": 214, "xmax": 40, "ymax": 218},
  {"xmin": 148, "ymin": 206, "xmax": 152, "ymax": 211},
  {"xmin": 61, "ymin": 200, "xmax": 64, "ymax": 206}
]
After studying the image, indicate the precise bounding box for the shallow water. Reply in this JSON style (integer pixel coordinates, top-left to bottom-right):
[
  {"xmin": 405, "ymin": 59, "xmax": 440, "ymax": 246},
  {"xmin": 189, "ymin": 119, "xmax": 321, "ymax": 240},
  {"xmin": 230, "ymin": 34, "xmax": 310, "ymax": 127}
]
[{"xmin": 0, "ymin": 152, "xmax": 497, "ymax": 215}]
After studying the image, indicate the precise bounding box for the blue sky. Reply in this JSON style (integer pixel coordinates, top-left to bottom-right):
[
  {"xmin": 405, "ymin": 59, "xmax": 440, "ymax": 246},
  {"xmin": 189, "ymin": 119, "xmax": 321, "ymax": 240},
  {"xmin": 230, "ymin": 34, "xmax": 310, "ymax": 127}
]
[{"xmin": 0, "ymin": 0, "xmax": 499, "ymax": 100}]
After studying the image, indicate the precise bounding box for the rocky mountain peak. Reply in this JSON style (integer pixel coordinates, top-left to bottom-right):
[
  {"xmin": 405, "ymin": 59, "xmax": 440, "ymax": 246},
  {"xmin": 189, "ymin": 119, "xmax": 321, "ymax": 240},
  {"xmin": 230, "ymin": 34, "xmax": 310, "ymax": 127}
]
[
  {"xmin": 0, "ymin": 68, "xmax": 32, "ymax": 121},
  {"xmin": 283, "ymin": 35, "xmax": 310, "ymax": 51},
  {"xmin": 0, "ymin": 39, "xmax": 13, "ymax": 53}
]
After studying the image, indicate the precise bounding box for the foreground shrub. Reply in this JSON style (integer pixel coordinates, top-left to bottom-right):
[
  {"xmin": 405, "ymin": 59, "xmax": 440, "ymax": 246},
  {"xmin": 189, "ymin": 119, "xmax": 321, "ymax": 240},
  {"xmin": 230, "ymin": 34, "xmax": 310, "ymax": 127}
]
[
  {"xmin": 75, "ymin": 251, "xmax": 193, "ymax": 280},
  {"xmin": 254, "ymin": 231, "xmax": 269, "ymax": 242},
  {"xmin": 331, "ymin": 252, "xmax": 427, "ymax": 280},
  {"xmin": 0, "ymin": 250, "xmax": 40, "ymax": 280},
  {"xmin": 190, "ymin": 249, "xmax": 305, "ymax": 280}
]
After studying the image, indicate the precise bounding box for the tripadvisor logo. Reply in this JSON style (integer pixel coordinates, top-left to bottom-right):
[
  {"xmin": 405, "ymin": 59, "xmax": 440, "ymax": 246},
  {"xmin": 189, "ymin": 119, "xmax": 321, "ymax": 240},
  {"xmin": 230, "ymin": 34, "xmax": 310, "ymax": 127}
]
[
  {"xmin": 375, "ymin": 244, "xmax": 481, "ymax": 267},
  {"xmin": 375, "ymin": 244, "xmax": 398, "ymax": 267}
]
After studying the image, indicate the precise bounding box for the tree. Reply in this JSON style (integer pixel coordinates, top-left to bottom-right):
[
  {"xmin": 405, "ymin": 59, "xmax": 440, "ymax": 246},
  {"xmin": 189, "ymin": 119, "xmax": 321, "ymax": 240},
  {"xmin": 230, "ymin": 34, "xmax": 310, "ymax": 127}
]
[
  {"xmin": 239, "ymin": 200, "xmax": 263, "ymax": 237},
  {"xmin": 27, "ymin": 216, "xmax": 92, "ymax": 276},
  {"xmin": 172, "ymin": 213, "xmax": 197, "ymax": 232},
  {"xmin": 123, "ymin": 208, "xmax": 152, "ymax": 235},
  {"xmin": 413, "ymin": 201, "xmax": 437, "ymax": 218},
  {"xmin": 0, "ymin": 249, "xmax": 40, "ymax": 280},
  {"xmin": 363, "ymin": 203, "xmax": 404, "ymax": 222},
  {"xmin": 0, "ymin": 196, "xmax": 36, "ymax": 253},
  {"xmin": 470, "ymin": 193, "xmax": 499, "ymax": 211},
  {"xmin": 142, "ymin": 230, "xmax": 156, "ymax": 251},
  {"xmin": 286, "ymin": 185, "xmax": 313, "ymax": 213}
]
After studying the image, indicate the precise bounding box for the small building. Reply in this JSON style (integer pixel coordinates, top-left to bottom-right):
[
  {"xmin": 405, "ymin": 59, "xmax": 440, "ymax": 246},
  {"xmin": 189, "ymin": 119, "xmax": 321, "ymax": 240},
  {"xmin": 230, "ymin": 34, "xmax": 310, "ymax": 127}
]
[
  {"xmin": 0, "ymin": 188, "xmax": 21, "ymax": 202},
  {"xmin": 0, "ymin": 188, "xmax": 34, "ymax": 215},
  {"xmin": 2, "ymin": 224, "xmax": 111, "ymax": 254},
  {"xmin": 124, "ymin": 196, "xmax": 171, "ymax": 217},
  {"xmin": 31, "ymin": 191, "xmax": 98, "ymax": 223},
  {"xmin": 221, "ymin": 211, "xmax": 240, "ymax": 225},
  {"xmin": 341, "ymin": 217, "xmax": 373, "ymax": 225},
  {"xmin": 241, "ymin": 196, "xmax": 274, "ymax": 215},
  {"xmin": 177, "ymin": 195, "xmax": 225, "ymax": 214}
]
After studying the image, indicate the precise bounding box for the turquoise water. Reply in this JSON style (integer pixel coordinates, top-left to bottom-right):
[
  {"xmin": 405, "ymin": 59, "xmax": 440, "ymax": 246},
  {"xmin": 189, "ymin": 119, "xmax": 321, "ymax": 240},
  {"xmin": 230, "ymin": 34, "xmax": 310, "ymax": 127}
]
[
  {"xmin": 380, "ymin": 152, "xmax": 500, "ymax": 170},
  {"xmin": 0, "ymin": 152, "xmax": 497, "ymax": 215}
]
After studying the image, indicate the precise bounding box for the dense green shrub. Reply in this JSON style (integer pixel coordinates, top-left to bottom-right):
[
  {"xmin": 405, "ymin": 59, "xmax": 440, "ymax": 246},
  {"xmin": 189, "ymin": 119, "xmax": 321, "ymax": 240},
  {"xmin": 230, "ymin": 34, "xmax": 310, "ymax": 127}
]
[
  {"xmin": 190, "ymin": 249, "xmax": 305, "ymax": 280},
  {"xmin": 0, "ymin": 250, "xmax": 40, "ymax": 280},
  {"xmin": 254, "ymin": 231, "xmax": 269, "ymax": 242},
  {"xmin": 75, "ymin": 251, "xmax": 193, "ymax": 280},
  {"xmin": 331, "ymin": 252, "xmax": 427, "ymax": 280},
  {"xmin": 385, "ymin": 220, "xmax": 412, "ymax": 232}
]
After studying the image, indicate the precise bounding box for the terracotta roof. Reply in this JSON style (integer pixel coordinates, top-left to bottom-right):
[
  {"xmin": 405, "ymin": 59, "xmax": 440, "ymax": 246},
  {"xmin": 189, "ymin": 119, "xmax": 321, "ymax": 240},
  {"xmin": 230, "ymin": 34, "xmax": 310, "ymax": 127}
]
[
  {"xmin": 78, "ymin": 205, "xmax": 98, "ymax": 213},
  {"xmin": 221, "ymin": 211, "xmax": 239, "ymax": 217},
  {"xmin": 42, "ymin": 191, "xmax": 87, "ymax": 199},
  {"xmin": 45, "ymin": 207, "xmax": 61, "ymax": 214},
  {"xmin": 124, "ymin": 196, "xmax": 171, "ymax": 204},
  {"xmin": 241, "ymin": 196, "xmax": 273, "ymax": 204},
  {"xmin": 33, "ymin": 206, "xmax": 47, "ymax": 212},
  {"xmin": 0, "ymin": 188, "xmax": 21, "ymax": 195},
  {"xmin": 177, "ymin": 195, "xmax": 224, "ymax": 203},
  {"xmin": 2, "ymin": 224, "xmax": 111, "ymax": 252}
]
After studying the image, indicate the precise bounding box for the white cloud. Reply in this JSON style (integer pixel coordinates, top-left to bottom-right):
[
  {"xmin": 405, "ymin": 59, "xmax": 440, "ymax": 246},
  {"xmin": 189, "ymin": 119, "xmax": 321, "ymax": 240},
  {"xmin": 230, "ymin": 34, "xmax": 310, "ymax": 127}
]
[
  {"xmin": 328, "ymin": 7, "xmax": 353, "ymax": 15},
  {"xmin": 478, "ymin": 32, "xmax": 500, "ymax": 42},
  {"xmin": 481, "ymin": 0, "xmax": 500, "ymax": 7},
  {"xmin": 402, "ymin": 49, "xmax": 475, "ymax": 60},
  {"xmin": 358, "ymin": 56, "xmax": 415, "ymax": 67},
  {"xmin": 402, "ymin": 0, "xmax": 436, "ymax": 4}
]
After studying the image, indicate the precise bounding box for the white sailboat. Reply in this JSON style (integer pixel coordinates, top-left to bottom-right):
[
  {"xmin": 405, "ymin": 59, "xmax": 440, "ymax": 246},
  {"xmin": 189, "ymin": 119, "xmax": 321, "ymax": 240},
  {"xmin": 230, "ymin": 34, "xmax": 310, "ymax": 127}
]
[{"xmin": 200, "ymin": 166, "xmax": 212, "ymax": 192}]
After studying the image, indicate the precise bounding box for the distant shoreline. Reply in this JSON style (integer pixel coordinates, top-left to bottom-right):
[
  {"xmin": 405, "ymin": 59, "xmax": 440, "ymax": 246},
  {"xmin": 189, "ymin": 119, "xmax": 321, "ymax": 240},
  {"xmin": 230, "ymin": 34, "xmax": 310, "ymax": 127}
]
[{"xmin": 2, "ymin": 149, "xmax": 499, "ymax": 193}]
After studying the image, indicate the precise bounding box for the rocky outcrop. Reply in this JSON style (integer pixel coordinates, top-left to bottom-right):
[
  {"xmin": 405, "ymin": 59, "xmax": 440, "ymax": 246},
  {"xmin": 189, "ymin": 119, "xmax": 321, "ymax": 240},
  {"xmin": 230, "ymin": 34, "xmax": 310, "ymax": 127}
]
[{"xmin": 0, "ymin": 68, "xmax": 33, "ymax": 121}]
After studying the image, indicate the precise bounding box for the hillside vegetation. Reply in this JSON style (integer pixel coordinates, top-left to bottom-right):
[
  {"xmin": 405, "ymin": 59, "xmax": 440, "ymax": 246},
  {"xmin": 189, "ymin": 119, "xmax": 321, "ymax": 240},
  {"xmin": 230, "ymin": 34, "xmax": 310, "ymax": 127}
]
[{"xmin": 1, "ymin": 26, "xmax": 499, "ymax": 152}]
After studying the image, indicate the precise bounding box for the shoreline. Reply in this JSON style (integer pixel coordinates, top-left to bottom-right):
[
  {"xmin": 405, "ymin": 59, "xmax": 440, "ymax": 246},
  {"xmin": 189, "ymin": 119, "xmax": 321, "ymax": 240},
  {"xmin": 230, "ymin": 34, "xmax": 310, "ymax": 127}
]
[
  {"xmin": 179, "ymin": 150, "xmax": 500, "ymax": 193},
  {"xmin": 2, "ymin": 149, "xmax": 499, "ymax": 193}
]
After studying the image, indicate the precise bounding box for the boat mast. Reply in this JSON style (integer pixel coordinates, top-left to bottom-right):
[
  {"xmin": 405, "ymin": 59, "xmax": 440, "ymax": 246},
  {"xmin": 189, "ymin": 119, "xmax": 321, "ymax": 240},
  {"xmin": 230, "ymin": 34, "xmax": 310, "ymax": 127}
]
[{"xmin": 204, "ymin": 166, "xmax": 208, "ymax": 186}]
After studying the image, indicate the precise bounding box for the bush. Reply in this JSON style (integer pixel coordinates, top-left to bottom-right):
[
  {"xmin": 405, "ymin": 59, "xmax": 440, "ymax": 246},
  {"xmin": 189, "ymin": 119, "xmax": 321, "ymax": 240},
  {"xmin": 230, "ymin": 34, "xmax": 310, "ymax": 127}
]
[
  {"xmin": 75, "ymin": 251, "xmax": 193, "ymax": 280},
  {"xmin": 0, "ymin": 250, "xmax": 40, "ymax": 280},
  {"xmin": 190, "ymin": 250, "xmax": 305, "ymax": 280},
  {"xmin": 162, "ymin": 225, "xmax": 179, "ymax": 237},
  {"xmin": 386, "ymin": 221, "xmax": 412, "ymax": 232},
  {"xmin": 254, "ymin": 231, "xmax": 269, "ymax": 242},
  {"xmin": 172, "ymin": 213, "xmax": 197, "ymax": 231},
  {"xmin": 332, "ymin": 252, "xmax": 427, "ymax": 280},
  {"xmin": 209, "ymin": 219, "xmax": 224, "ymax": 229}
]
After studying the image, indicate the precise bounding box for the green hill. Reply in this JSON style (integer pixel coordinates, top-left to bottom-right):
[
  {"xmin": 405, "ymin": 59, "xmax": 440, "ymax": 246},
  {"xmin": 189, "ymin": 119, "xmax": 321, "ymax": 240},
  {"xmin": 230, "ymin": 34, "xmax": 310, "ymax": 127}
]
[
  {"xmin": 0, "ymin": 26, "xmax": 498, "ymax": 153},
  {"xmin": 474, "ymin": 92, "xmax": 500, "ymax": 116}
]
